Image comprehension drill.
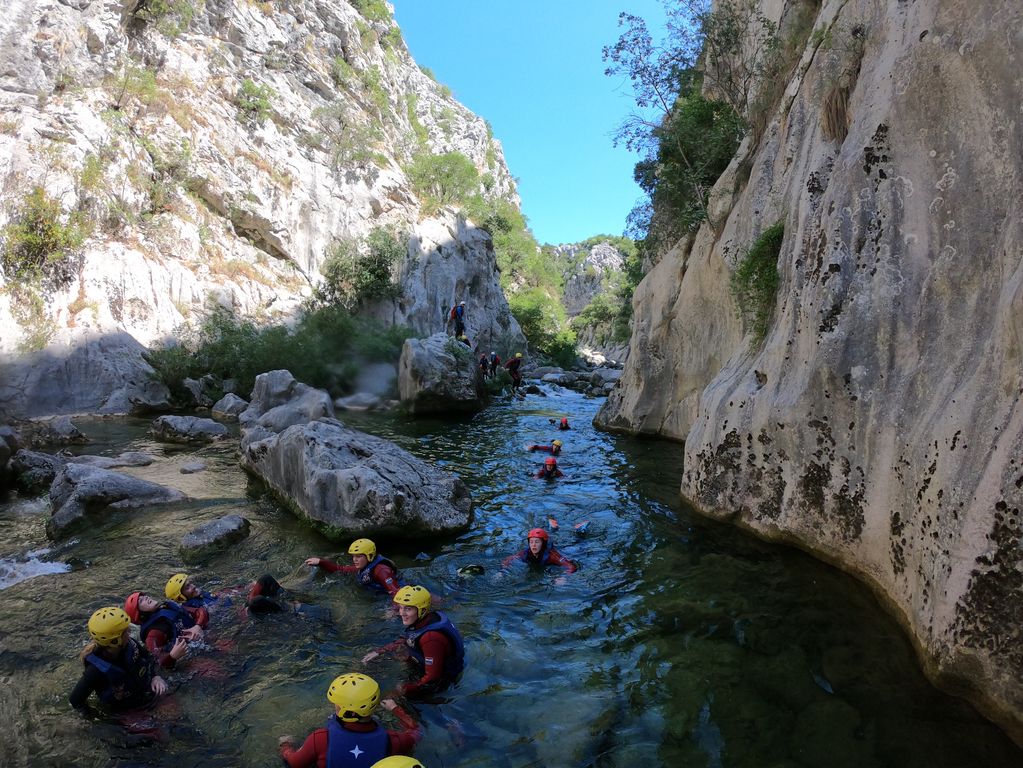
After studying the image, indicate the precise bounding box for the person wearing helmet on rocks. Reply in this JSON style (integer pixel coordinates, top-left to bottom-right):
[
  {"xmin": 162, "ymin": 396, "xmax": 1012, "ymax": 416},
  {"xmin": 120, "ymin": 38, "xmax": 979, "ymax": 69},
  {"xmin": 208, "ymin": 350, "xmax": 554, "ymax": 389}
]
[
  {"xmin": 447, "ymin": 300, "xmax": 467, "ymax": 337},
  {"xmin": 372, "ymin": 757, "xmax": 425, "ymax": 768},
  {"xmin": 278, "ymin": 672, "xmax": 421, "ymax": 768},
  {"xmin": 504, "ymin": 352, "xmax": 524, "ymax": 392},
  {"xmin": 123, "ymin": 591, "xmax": 205, "ymax": 670},
  {"xmin": 527, "ymin": 438, "xmax": 562, "ymax": 456},
  {"xmin": 304, "ymin": 539, "xmax": 402, "ymax": 596},
  {"xmin": 361, "ymin": 585, "xmax": 465, "ymax": 699},
  {"xmin": 488, "ymin": 351, "xmax": 501, "ymax": 378},
  {"xmin": 70, "ymin": 607, "xmax": 170, "ymax": 713},
  {"xmin": 457, "ymin": 333, "xmax": 471, "ymax": 347},
  {"xmin": 535, "ymin": 455, "xmax": 564, "ymax": 479},
  {"xmin": 165, "ymin": 572, "xmax": 290, "ymax": 615},
  {"xmin": 502, "ymin": 528, "xmax": 577, "ymax": 573},
  {"xmin": 478, "ymin": 352, "xmax": 490, "ymax": 378}
]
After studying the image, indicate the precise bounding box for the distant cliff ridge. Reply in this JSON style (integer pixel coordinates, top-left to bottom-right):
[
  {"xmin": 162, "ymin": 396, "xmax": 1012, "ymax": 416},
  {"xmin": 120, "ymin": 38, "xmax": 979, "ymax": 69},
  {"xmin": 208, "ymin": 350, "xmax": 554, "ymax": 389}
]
[
  {"xmin": 597, "ymin": 0, "xmax": 1023, "ymax": 744},
  {"xmin": 0, "ymin": 0, "xmax": 523, "ymax": 416}
]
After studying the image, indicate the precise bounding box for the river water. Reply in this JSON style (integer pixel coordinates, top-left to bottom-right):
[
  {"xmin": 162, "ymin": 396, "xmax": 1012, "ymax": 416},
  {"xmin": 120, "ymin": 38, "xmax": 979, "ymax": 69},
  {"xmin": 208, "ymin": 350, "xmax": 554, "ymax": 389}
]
[{"xmin": 1, "ymin": 390, "xmax": 1020, "ymax": 767}]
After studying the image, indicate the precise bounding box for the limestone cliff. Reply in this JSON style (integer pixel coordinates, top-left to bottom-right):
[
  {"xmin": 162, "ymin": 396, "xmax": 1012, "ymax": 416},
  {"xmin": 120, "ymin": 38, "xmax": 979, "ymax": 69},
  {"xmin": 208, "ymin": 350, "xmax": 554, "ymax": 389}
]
[
  {"xmin": 555, "ymin": 240, "xmax": 630, "ymax": 365},
  {"xmin": 0, "ymin": 0, "xmax": 523, "ymax": 417},
  {"xmin": 597, "ymin": 0, "xmax": 1023, "ymax": 743}
]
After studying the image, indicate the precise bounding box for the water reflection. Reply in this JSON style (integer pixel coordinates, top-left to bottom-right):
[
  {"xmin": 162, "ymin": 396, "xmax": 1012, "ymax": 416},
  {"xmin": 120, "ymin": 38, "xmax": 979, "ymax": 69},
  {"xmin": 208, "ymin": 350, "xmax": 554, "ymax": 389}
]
[{"xmin": 0, "ymin": 391, "xmax": 1019, "ymax": 766}]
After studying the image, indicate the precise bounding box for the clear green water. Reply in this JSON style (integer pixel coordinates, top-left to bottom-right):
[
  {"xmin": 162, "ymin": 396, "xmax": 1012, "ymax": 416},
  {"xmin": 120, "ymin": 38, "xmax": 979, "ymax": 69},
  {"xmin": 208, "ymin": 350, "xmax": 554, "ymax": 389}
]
[{"xmin": 0, "ymin": 391, "xmax": 1020, "ymax": 767}]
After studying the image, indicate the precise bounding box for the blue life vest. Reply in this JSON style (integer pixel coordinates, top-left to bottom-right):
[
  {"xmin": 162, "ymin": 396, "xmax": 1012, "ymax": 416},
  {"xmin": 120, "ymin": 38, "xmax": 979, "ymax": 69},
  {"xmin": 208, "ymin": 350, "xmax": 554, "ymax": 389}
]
[
  {"xmin": 357, "ymin": 556, "xmax": 398, "ymax": 593},
  {"xmin": 183, "ymin": 590, "xmax": 217, "ymax": 608},
  {"xmin": 517, "ymin": 547, "xmax": 552, "ymax": 566},
  {"xmin": 140, "ymin": 601, "xmax": 196, "ymax": 645},
  {"xmin": 454, "ymin": 305, "xmax": 464, "ymax": 320},
  {"xmin": 404, "ymin": 612, "xmax": 465, "ymax": 680},
  {"xmin": 325, "ymin": 715, "xmax": 389, "ymax": 767},
  {"xmin": 85, "ymin": 638, "xmax": 152, "ymax": 706}
]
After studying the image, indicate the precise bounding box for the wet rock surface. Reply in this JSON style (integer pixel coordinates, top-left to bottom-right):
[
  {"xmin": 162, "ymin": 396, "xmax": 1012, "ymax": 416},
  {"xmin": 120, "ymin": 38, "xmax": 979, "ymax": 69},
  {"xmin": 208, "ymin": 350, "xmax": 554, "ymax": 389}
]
[
  {"xmin": 180, "ymin": 514, "xmax": 251, "ymax": 562},
  {"xmin": 149, "ymin": 415, "xmax": 229, "ymax": 444},
  {"xmin": 397, "ymin": 333, "xmax": 486, "ymax": 416}
]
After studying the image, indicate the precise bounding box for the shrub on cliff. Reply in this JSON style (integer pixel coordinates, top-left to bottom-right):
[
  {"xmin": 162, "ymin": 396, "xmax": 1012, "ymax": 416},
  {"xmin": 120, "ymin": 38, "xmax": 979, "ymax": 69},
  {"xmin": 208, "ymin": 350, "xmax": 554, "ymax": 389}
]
[
  {"xmin": 315, "ymin": 227, "xmax": 405, "ymax": 312},
  {"xmin": 508, "ymin": 288, "xmax": 577, "ymax": 368},
  {"xmin": 408, "ymin": 151, "xmax": 480, "ymax": 214},
  {"xmin": 730, "ymin": 220, "xmax": 784, "ymax": 343},
  {"xmin": 1, "ymin": 186, "xmax": 88, "ymax": 289}
]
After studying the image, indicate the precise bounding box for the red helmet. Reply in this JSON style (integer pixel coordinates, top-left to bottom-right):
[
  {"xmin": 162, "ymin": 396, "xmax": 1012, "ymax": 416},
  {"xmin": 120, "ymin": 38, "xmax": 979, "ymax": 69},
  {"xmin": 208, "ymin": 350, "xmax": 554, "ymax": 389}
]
[
  {"xmin": 527, "ymin": 528, "xmax": 549, "ymax": 542},
  {"xmin": 124, "ymin": 591, "xmax": 142, "ymax": 624},
  {"xmin": 544, "ymin": 456, "xmax": 557, "ymax": 467},
  {"xmin": 560, "ymin": 417, "xmax": 569, "ymax": 427}
]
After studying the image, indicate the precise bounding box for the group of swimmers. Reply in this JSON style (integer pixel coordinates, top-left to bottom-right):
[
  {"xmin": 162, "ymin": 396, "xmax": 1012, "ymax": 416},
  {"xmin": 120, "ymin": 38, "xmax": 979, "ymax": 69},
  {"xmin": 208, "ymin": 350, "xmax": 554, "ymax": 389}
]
[{"xmin": 71, "ymin": 414, "xmax": 581, "ymax": 767}]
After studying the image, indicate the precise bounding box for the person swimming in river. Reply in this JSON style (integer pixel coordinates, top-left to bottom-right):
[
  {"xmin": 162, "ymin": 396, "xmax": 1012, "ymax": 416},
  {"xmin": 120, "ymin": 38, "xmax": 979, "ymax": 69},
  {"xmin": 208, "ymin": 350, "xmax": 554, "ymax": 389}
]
[
  {"xmin": 528, "ymin": 439, "xmax": 562, "ymax": 456},
  {"xmin": 123, "ymin": 591, "xmax": 205, "ymax": 671},
  {"xmin": 164, "ymin": 572, "xmax": 291, "ymax": 615},
  {"xmin": 70, "ymin": 607, "xmax": 170, "ymax": 716},
  {"xmin": 304, "ymin": 538, "xmax": 402, "ymax": 596},
  {"xmin": 361, "ymin": 586, "xmax": 465, "ymax": 699},
  {"xmin": 501, "ymin": 528, "xmax": 577, "ymax": 573},
  {"xmin": 549, "ymin": 417, "xmax": 570, "ymax": 430},
  {"xmin": 535, "ymin": 455, "xmax": 564, "ymax": 479}
]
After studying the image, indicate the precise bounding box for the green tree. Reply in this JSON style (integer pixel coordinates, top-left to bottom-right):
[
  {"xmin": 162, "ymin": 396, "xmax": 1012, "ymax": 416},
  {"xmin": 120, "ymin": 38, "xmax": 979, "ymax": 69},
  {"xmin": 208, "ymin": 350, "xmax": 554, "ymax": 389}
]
[
  {"xmin": 314, "ymin": 227, "xmax": 406, "ymax": 311},
  {"xmin": 407, "ymin": 151, "xmax": 480, "ymax": 213}
]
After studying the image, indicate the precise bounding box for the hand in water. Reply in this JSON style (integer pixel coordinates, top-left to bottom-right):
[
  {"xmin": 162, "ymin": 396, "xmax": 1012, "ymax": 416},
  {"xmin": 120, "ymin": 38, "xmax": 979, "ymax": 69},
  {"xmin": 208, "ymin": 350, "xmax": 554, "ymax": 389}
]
[
  {"xmin": 361, "ymin": 650, "xmax": 379, "ymax": 664},
  {"xmin": 181, "ymin": 626, "xmax": 203, "ymax": 642},
  {"xmin": 278, "ymin": 735, "xmax": 294, "ymax": 746},
  {"xmin": 554, "ymin": 575, "xmax": 568, "ymax": 587},
  {"xmin": 303, "ymin": 557, "xmax": 320, "ymax": 567},
  {"xmin": 169, "ymin": 637, "xmax": 189, "ymax": 660},
  {"xmin": 380, "ymin": 698, "xmax": 397, "ymax": 712},
  {"xmin": 150, "ymin": 676, "xmax": 168, "ymax": 696}
]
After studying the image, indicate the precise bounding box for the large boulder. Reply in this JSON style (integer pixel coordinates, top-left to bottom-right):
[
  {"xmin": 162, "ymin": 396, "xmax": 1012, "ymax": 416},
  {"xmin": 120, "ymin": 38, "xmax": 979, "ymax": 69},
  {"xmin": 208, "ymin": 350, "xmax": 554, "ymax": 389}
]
[
  {"xmin": 211, "ymin": 393, "xmax": 249, "ymax": 422},
  {"xmin": 397, "ymin": 333, "xmax": 486, "ymax": 416},
  {"xmin": 241, "ymin": 418, "xmax": 472, "ymax": 539},
  {"xmin": 9, "ymin": 449, "xmax": 155, "ymax": 495},
  {"xmin": 0, "ymin": 333, "xmax": 171, "ymax": 420},
  {"xmin": 179, "ymin": 514, "xmax": 251, "ymax": 563},
  {"xmin": 47, "ymin": 463, "xmax": 187, "ymax": 539},
  {"xmin": 149, "ymin": 415, "xmax": 229, "ymax": 444},
  {"xmin": 239, "ymin": 369, "xmax": 334, "ymax": 448}
]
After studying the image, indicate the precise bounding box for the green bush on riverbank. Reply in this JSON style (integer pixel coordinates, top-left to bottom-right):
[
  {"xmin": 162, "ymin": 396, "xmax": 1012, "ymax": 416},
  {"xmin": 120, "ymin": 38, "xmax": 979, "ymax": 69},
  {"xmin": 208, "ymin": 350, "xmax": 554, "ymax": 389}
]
[{"xmin": 147, "ymin": 305, "xmax": 413, "ymax": 402}]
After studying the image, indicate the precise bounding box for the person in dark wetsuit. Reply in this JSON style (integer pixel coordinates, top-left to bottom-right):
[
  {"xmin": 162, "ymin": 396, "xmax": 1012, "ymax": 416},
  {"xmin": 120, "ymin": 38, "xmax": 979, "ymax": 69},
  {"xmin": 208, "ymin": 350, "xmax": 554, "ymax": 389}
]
[
  {"xmin": 277, "ymin": 673, "xmax": 420, "ymax": 768},
  {"xmin": 488, "ymin": 351, "xmax": 501, "ymax": 379},
  {"xmin": 165, "ymin": 572, "xmax": 289, "ymax": 615},
  {"xmin": 304, "ymin": 538, "xmax": 402, "ymax": 596},
  {"xmin": 528, "ymin": 439, "xmax": 562, "ymax": 455},
  {"xmin": 124, "ymin": 591, "xmax": 205, "ymax": 670},
  {"xmin": 536, "ymin": 455, "xmax": 564, "ymax": 480},
  {"xmin": 448, "ymin": 301, "xmax": 466, "ymax": 337},
  {"xmin": 502, "ymin": 528, "xmax": 577, "ymax": 573},
  {"xmin": 504, "ymin": 352, "xmax": 524, "ymax": 392},
  {"xmin": 549, "ymin": 417, "xmax": 570, "ymax": 430},
  {"xmin": 362, "ymin": 585, "xmax": 465, "ymax": 699},
  {"xmin": 70, "ymin": 607, "xmax": 169, "ymax": 714}
]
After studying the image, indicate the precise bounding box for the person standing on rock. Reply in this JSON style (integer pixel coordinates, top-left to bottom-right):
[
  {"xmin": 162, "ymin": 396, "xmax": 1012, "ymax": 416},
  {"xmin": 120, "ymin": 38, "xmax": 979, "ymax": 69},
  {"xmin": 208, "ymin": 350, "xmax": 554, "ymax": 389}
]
[
  {"xmin": 501, "ymin": 528, "xmax": 577, "ymax": 573},
  {"xmin": 504, "ymin": 352, "xmax": 524, "ymax": 392},
  {"xmin": 489, "ymin": 351, "xmax": 501, "ymax": 379},
  {"xmin": 277, "ymin": 673, "xmax": 421, "ymax": 768},
  {"xmin": 535, "ymin": 455, "xmax": 564, "ymax": 480},
  {"xmin": 304, "ymin": 539, "xmax": 402, "ymax": 596},
  {"xmin": 70, "ymin": 607, "xmax": 170, "ymax": 715},
  {"xmin": 447, "ymin": 301, "xmax": 467, "ymax": 337},
  {"xmin": 361, "ymin": 585, "xmax": 465, "ymax": 699},
  {"xmin": 478, "ymin": 353, "xmax": 490, "ymax": 378}
]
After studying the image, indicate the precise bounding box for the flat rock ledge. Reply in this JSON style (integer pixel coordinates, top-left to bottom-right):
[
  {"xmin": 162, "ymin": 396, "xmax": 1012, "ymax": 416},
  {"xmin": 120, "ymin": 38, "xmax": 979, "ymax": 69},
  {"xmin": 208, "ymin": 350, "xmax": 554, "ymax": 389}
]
[
  {"xmin": 47, "ymin": 463, "xmax": 187, "ymax": 539},
  {"xmin": 149, "ymin": 415, "xmax": 230, "ymax": 444},
  {"xmin": 180, "ymin": 514, "xmax": 251, "ymax": 563}
]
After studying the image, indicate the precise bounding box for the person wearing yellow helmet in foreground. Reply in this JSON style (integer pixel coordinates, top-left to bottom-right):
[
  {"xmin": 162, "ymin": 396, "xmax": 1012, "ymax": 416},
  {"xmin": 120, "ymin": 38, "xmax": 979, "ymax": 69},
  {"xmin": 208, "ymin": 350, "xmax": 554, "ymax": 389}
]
[
  {"xmin": 304, "ymin": 539, "xmax": 402, "ymax": 596},
  {"xmin": 70, "ymin": 607, "xmax": 169, "ymax": 714},
  {"xmin": 362, "ymin": 586, "xmax": 465, "ymax": 699},
  {"xmin": 277, "ymin": 673, "xmax": 421, "ymax": 767},
  {"xmin": 372, "ymin": 757, "xmax": 425, "ymax": 768}
]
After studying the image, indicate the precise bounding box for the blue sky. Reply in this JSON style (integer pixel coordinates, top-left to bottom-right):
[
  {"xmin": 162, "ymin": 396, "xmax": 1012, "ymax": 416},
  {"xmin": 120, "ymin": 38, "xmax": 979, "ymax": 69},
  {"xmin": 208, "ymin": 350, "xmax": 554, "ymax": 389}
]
[{"xmin": 391, "ymin": 0, "xmax": 666, "ymax": 246}]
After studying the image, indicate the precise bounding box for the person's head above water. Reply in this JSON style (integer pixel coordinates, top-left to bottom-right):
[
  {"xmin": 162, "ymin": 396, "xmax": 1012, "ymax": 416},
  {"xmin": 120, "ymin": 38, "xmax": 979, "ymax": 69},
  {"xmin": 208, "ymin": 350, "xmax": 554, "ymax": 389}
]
[
  {"xmin": 88, "ymin": 606, "xmax": 131, "ymax": 648},
  {"xmin": 123, "ymin": 591, "xmax": 162, "ymax": 624},
  {"xmin": 348, "ymin": 538, "xmax": 376, "ymax": 568},
  {"xmin": 393, "ymin": 585, "xmax": 431, "ymax": 625},
  {"xmin": 527, "ymin": 528, "xmax": 549, "ymax": 556},
  {"xmin": 544, "ymin": 456, "xmax": 557, "ymax": 468},
  {"xmin": 327, "ymin": 673, "xmax": 380, "ymax": 722}
]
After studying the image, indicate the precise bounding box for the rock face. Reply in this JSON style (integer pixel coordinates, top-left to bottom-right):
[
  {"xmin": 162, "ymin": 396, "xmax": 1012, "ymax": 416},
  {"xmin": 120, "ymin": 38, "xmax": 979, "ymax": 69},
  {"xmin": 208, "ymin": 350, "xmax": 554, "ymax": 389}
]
[
  {"xmin": 398, "ymin": 333, "xmax": 486, "ymax": 415},
  {"xmin": 179, "ymin": 514, "xmax": 251, "ymax": 563},
  {"xmin": 149, "ymin": 415, "xmax": 229, "ymax": 444},
  {"xmin": 47, "ymin": 463, "xmax": 186, "ymax": 539},
  {"xmin": 555, "ymin": 240, "xmax": 630, "ymax": 365},
  {"xmin": 598, "ymin": 0, "xmax": 1023, "ymax": 744},
  {"xmin": 240, "ymin": 370, "xmax": 472, "ymax": 538},
  {"xmin": 0, "ymin": 0, "xmax": 522, "ymax": 418},
  {"xmin": 0, "ymin": 334, "xmax": 171, "ymax": 419}
]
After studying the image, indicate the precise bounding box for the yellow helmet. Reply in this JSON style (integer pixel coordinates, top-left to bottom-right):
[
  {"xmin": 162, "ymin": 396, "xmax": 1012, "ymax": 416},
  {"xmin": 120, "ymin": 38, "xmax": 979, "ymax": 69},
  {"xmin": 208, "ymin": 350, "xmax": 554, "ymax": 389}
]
[
  {"xmin": 393, "ymin": 585, "xmax": 431, "ymax": 619},
  {"xmin": 515, "ymin": 352, "xmax": 523, "ymax": 358},
  {"xmin": 348, "ymin": 538, "xmax": 377, "ymax": 559},
  {"xmin": 327, "ymin": 673, "xmax": 380, "ymax": 721},
  {"xmin": 552, "ymin": 440, "xmax": 562, "ymax": 447},
  {"xmin": 88, "ymin": 607, "xmax": 131, "ymax": 648},
  {"xmin": 371, "ymin": 758, "xmax": 425, "ymax": 768},
  {"xmin": 165, "ymin": 573, "xmax": 189, "ymax": 602}
]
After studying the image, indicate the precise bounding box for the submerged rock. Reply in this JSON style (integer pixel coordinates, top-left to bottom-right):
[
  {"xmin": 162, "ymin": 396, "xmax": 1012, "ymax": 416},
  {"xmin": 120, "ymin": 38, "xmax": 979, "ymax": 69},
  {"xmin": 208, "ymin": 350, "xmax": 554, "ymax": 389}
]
[
  {"xmin": 10, "ymin": 450, "xmax": 64, "ymax": 496},
  {"xmin": 67, "ymin": 452, "xmax": 155, "ymax": 469},
  {"xmin": 47, "ymin": 464, "xmax": 187, "ymax": 539},
  {"xmin": 180, "ymin": 514, "xmax": 251, "ymax": 562},
  {"xmin": 149, "ymin": 415, "xmax": 229, "ymax": 444},
  {"xmin": 241, "ymin": 370, "xmax": 472, "ymax": 539},
  {"xmin": 179, "ymin": 461, "xmax": 207, "ymax": 474},
  {"xmin": 397, "ymin": 333, "xmax": 486, "ymax": 416}
]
